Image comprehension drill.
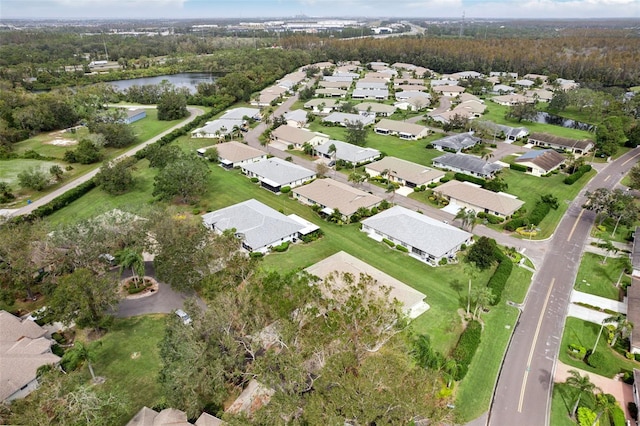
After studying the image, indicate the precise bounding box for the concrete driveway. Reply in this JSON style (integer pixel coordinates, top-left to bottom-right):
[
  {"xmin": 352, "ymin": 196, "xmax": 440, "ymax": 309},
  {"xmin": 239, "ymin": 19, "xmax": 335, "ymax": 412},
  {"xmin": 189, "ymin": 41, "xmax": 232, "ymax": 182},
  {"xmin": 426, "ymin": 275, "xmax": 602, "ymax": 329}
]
[{"xmin": 115, "ymin": 262, "xmax": 206, "ymax": 318}]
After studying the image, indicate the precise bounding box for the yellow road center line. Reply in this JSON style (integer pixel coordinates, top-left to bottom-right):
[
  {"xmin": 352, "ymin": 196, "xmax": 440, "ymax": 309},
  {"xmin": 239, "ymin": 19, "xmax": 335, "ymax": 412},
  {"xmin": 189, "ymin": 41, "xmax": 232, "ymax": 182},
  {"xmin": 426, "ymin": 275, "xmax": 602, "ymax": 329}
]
[
  {"xmin": 567, "ymin": 209, "xmax": 585, "ymax": 242},
  {"xmin": 517, "ymin": 278, "xmax": 555, "ymax": 413}
]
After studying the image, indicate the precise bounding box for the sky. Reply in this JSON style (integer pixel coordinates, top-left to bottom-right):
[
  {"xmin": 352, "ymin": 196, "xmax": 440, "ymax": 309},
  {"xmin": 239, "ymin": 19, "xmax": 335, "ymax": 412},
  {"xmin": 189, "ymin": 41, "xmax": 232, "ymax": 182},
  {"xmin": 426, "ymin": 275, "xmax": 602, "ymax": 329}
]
[{"xmin": 1, "ymin": 0, "xmax": 638, "ymax": 20}]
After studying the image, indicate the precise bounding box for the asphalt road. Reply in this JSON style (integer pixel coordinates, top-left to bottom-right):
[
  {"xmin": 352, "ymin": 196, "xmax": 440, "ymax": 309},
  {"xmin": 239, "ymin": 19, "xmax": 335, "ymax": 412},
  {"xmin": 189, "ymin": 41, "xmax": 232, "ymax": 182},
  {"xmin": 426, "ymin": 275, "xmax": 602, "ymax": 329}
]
[
  {"xmin": 9, "ymin": 106, "xmax": 204, "ymax": 217},
  {"xmin": 488, "ymin": 147, "xmax": 640, "ymax": 426}
]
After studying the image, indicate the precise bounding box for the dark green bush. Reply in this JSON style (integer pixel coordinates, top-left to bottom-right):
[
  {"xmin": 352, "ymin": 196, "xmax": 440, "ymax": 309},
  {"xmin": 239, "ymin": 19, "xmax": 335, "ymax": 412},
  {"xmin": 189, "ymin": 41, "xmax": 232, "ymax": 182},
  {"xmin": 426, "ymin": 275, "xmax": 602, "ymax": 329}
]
[
  {"xmin": 280, "ymin": 186, "xmax": 291, "ymax": 193},
  {"xmin": 509, "ymin": 163, "xmax": 528, "ymax": 172},
  {"xmin": 587, "ymin": 350, "xmax": 605, "ymax": 368},
  {"xmin": 439, "ymin": 176, "xmax": 451, "ymax": 183},
  {"xmin": 383, "ymin": 238, "xmax": 395, "ymax": 247},
  {"xmin": 396, "ymin": 244, "xmax": 409, "ymax": 253},
  {"xmin": 564, "ymin": 164, "xmax": 592, "ymax": 185},
  {"xmin": 611, "ymin": 406, "xmax": 626, "ymax": 426},
  {"xmin": 567, "ymin": 343, "xmax": 587, "ymax": 360},
  {"xmin": 250, "ymin": 177, "xmax": 259, "ymax": 183},
  {"xmin": 487, "ymin": 249, "xmax": 513, "ymax": 305},
  {"xmin": 272, "ymin": 241, "xmax": 290, "ymax": 252},
  {"xmin": 454, "ymin": 173, "xmax": 486, "ymax": 186},
  {"xmin": 529, "ymin": 201, "xmax": 551, "ymax": 226},
  {"xmin": 484, "ymin": 213, "xmax": 505, "ymax": 224},
  {"xmin": 628, "ymin": 402, "xmax": 638, "ymax": 421},
  {"xmin": 249, "ymin": 252, "xmax": 264, "ymax": 259},
  {"xmin": 300, "ymin": 229, "xmax": 324, "ymax": 243},
  {"xmin": 451, "ymin": 320, "xmax": 482, "ymax": 380}
]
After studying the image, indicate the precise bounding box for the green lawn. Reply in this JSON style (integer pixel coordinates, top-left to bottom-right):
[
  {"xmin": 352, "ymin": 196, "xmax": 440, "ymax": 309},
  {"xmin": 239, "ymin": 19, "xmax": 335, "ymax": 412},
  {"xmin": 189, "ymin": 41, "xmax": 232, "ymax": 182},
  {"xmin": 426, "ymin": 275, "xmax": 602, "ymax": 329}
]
[
  {"xmin": 560, "ymin": 317, "xmax": 639, "ymax": 378},
  {"xmin": 306, "ymin": 121, "xmax": 445, "ymax": 167},
  {"xmin": 574, "ymin": 253, "xmax": 630, "ymax": 301},
  {"xmin": 481, "ymin": 102, "xmax": 595, "ymax": 141},
  {"xmin": 0, "ymin": 159, "xmax": 64, "ymax": 185},
  {"xmin": 591, "ymin": 216, "xmax": 636, "ymax": 244},
  {"xmin": 90, "ymin": 315, "xmax": 167, "ymax": 425}
]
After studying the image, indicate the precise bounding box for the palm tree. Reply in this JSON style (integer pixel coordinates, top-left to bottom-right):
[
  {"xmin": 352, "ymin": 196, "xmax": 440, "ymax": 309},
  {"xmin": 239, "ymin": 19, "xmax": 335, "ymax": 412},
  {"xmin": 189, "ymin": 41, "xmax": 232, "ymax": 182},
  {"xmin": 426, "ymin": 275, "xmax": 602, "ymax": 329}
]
[
  {"xmin": 385, "ymin": 183, "xmax": 397, "ymax": 203},
  {"xmin": 565, "ymin": 369, "xmax": 599, "ymax": 419},
  {"xmin": 604, "ymin": 313, "xmax": 633, "ymax": 347},
  {"xmin": 471, "ymin": 286, "xmax": 495, "ymax": 320},
  {"xmin": 455, "ymin": 207, "xmax": 477, "ymax": 231},
  {"xmin": 600, "ymin": 239, "xmax": 618, "ymax": 265},
  {"xmin": 116, "ymin": 248, "xmax": 145, "ymax": 288},
  {"xmin": 328, "ymin": 143, "xmax": 337, "ymax": 177},
  {"xmin": 592, "ymin": 392, "xmax": 618, "ymax": 426},
  {"xmin": 68, "ymin": 341, "xmax": 101, "ymax": 383}
]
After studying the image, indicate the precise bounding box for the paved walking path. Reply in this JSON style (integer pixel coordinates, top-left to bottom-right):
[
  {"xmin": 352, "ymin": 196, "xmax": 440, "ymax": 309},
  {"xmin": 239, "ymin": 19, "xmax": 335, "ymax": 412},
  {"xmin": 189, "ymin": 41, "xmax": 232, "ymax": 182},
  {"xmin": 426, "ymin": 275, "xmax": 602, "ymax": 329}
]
[
  {"xmin": 554, "ymin": 360, "xmax": 634, "ymax": 421},
  {"xmin": 570, "ymin": 290, "xmax": 627, "ymax": 317}
]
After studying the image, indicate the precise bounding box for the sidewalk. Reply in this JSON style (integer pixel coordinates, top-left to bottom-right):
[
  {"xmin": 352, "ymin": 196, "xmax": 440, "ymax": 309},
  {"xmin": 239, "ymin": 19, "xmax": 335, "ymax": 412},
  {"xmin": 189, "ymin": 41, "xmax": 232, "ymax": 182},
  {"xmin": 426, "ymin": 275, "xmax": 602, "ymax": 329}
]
[
  {"xmin": 570, "ymin": 289, "xmax": 626, "ymax": 317},
  {"xmin": 554, "ymin": 360, "xmax": 634, "ymax": 421}
]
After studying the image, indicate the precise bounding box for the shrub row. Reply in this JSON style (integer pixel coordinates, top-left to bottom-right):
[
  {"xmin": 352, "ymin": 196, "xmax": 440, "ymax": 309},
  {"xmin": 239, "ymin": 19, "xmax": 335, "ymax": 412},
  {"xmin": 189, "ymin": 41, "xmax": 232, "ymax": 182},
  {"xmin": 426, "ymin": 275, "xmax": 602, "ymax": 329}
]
[
  {"xmin": 477, "ymin": 211, "xmax": 504, "ymax": 224},
  {"xmin": 567, "ymin": 343, "xmax": 587, "ymax": 360},
  {"xmin": 504, "ymin": 217, "xmax": 529, "ymax": 231},
  {"xmin": 487, "ymin": 248, "xmax": 513, "ymax": 305},
  {"xmin": 272, "ymin": 241, "xmax": 290, "ymax": 252},
  {"xmin": 529, "ymin": 201, "xmax": 551, "ymax": 226},
  {"xmin": 563, "ymin": 164, "xmax": 592, "ymax": 185},
  {"xmin": 383, "ymin": 238, "xmax": 395, "ymax": 247},
  {"xmin": 451, "ymin": 320, "xmax": 482, "ymax": 381},
  {"xmin": 395, "ymin": 244, "xmax": 409, "ymax": 253},
  {"xmin": 509, "ymin": 163, "xmax": 528, "ymax": 172},
  {"xmin": 454, "ymin": 173, "xmax": 486, "ymax": 187}
]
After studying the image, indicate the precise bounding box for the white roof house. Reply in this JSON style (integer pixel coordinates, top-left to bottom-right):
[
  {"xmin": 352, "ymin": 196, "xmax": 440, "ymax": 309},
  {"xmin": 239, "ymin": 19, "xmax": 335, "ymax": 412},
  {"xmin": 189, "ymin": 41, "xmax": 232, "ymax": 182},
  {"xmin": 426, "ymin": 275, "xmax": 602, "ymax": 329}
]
[
  {"xmin": 491, "ymin": 94, "xmax": 534, "ymax": 106},
  {"xmin": 220, "ymin": 107, "xmax": 261, "ymax": 121},
  {"xmin": 316, "ymin": 88, "xmax": 348, "ymax": 98},
  {"xmin": 191, "ymin": 118, "xmax": 239, "ymax": 138},
  {"xmin": 303, "ymin": 98, "xmax": 344, "ymax": 114},
  {"xmin": 284, "ymin": 109, "xmax": 308, "ymax": 128},
  {"xmin": 365, "ymin": 156, "xmax": 445, "ymax": 188},
  {"xmin": 241, "ymin": 158, "xmax": 316, "ymax": 193},
  {"xmin": 315, "ymin": 140, "xmax": 381, "ymax": 165},
  {"xmin": 354, "ymin": 102, "xmax": 397, "ymax": 117},
  {"xmin": 351, "ymin": 88, "xmax": 389, "ymax": 100},
  {"xmin": 305, "ymin": 251, "xmax": 430, "ymax": 319},
  {"xmin": 355, "ymin": 81, "xmax": 388, "ymax": 90},
  {"xmin": 374, "ymin": 118, "xmax": 430, "ymax": 140},
  {"xmin": 433, "ymin": 85, "xmax": 466, "ymax": 97},
  {"xmin": 197, "ymin": 141, "xmax": 266, "ymax": 169},
  {"xmin": 322, "ymin": 112, "xmax": 376, "ymax": 127},
  {"xmin": 0, "ymin": 311, "xmax": 61, "ymax": 402},
  {"xmin": 202, "ymin": 199, "xmax": 314, "ymax": 254},
  {"xmin": 361, "ymin": 206, "xmax": 473, "ymax": 265}
]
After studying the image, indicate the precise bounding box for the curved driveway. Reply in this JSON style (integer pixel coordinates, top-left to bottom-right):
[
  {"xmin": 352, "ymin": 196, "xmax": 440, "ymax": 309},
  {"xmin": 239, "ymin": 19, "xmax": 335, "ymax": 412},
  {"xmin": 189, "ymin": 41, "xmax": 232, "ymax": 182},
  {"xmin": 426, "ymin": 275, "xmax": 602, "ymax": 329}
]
[{"xmin": 10, "ymin": 106, "xmax": 204, "ymax": 217}]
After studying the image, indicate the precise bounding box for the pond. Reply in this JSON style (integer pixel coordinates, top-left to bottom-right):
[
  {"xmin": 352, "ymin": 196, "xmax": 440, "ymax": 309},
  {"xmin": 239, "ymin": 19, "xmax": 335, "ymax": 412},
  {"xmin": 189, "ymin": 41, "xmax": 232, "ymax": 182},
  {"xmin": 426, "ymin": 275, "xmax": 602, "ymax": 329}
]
[
  {"xmin": 533, "ymin": 112, "xmax": 595, "ymax": 132},
  {"xmin": 107, "ymin": 72, "xmax": 216, "ymax": 94}
]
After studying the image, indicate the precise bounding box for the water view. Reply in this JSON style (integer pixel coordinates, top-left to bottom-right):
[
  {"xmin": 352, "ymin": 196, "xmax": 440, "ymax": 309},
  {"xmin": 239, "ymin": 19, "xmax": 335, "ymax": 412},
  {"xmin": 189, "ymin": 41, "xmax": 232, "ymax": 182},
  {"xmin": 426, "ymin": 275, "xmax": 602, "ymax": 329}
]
[{"xmin": 107, "ymin": 72, "xmax": 216, "ymax": 93}]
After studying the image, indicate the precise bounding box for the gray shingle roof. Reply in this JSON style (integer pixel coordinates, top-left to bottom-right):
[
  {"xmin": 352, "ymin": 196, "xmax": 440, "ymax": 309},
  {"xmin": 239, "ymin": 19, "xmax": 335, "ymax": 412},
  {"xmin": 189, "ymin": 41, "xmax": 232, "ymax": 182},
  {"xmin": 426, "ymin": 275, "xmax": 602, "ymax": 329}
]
[
  {"xmin": 432, "ymin": 132, "xmax": 480, "ymax": 151},
  {"xmin": 362, "ymin": 206, "xmax": 472, "ymax": 258},
  {"xmin": 433, "ymin": 153, "xmax": 503, "ymax": 176},
  {"xmin": 202, "ymin": 199, "xmax": 304, "ymax": 251},
  {"xmin": 315, "ymin": 140, "xmax": 381, "ymax": 164}
]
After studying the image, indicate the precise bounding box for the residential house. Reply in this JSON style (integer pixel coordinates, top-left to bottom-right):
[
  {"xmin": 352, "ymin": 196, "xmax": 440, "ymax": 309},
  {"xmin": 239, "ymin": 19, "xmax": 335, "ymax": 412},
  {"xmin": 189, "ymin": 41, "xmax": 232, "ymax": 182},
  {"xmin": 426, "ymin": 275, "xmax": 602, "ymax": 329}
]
[
  {"xmin": 351, "ymin": 88, "xmax": 389, "ymax": 100},
  {"xmin": 430, "ymin": 132, "xmax": 480, "ymax": 153},
  {"xmin": 292, "ymin": 178, "xmax": 382, "ymax": 221},
  {"xmin": 284, "ymin": 109, "xmax": 308, "ymax": 128},
  {"xmin": 528, "ymin": 132, "xmax": 594, "ymax": 155},
  {"xmin": 524, "ymin": 73, "xmax": 548, "ymax": 82},
  {"xmin": 363, "ymin": 71, "xmax": 395, "ymax": 80},
  {"xmin": 395, "ymin": 84, "xmax": 429, "ymax": 92},
  {"xmin": 413, "ymin": 66, "xmax": 431, "ymax": 78},
  {"xmin": 491, "ymin": 94, "xmax": 535, "ymax": 106},
  {"xmin": 303, "ymin": 99, "xmax": 343, "ymax": 114},
  {"xmin": 627, "ymin": 280, "xmax": 640, "ymax": 354},
  {"xmin": 556, "ymin": 78, "xmax": 579, "ymax": 91},
  {"xmin": 374, "ymin": 118, "xmax": 429, "ymax": 140},
  {"xmin": 251, "ymin": 85, "xmax": 288, "ymax": 107},
  {"xmin": 430, "ymin": 79, "xmax": 460, "ymax": 87},
  {"xmin": 318, "ymin": 80, "xmax": 351, "ymax": 89},
  {"xmin": 354, "ymin": 102, "xmax": 397, "ymax": 117},
  {"xmin": 430, "ymin": 109, "xmax": 474, "ymax": 125},
  {"xmin": 322, "ymin": 112, "xmax": 376, "ymax": 127},
  {"xmin": 220, "ymin": 107, "xmax": 261, "ymax": 121},
  {"xmin": 191, "ymin": 118, "xmax": 239, "ymax": 139},
  {"xmin": 395, "ymin": 96, "xmax": 431, "ymax": 111},
  {"xmin": 514, "ymin": 149, "xmax": 566, "ymax": 176},
  {"xmin": 305, "ymin": 251, "xmax": 430, "ymax": 319},
  {"xmin": 457, "ymin": 93, "xmax": 483, "ymax": 104},
  {"xmin": 355, "ymin": 81, "xmax": 388, "ymax": 91},
  {"xmin": 202, "ymin": 199, "xmax": 318, "ymax": 254},
  {"xmin": 270, "ymin": 125, "xmax": 329, "ymax": 149},
  {"xmin": 448, "ymin": 71, "xmax": 483, "ymax": 80},
  {"xmin": 433, "ymin": 152, "xmax": 503, "ymax": 178},
  {"xmin": 490, "ymin": 71, "xmax": 518, "ymax": 79},
  {"xmin": 197, "ymin": 141, "xmax": 266, "ymax": 169},
  {"xmin": 491, "ymin": 84, "xmax": 516, "ymax": 95},
  {"xmin": 365, "ymin": 156, "xmax": 445, "ymax": 188},
  {"xmin": 323, "ymin": 76, "xmax": 354, "ymax": 83},
  {"xmin": 315, "ymin": 140, "xmax": 381, "ymax": 166},
  {"xmin": 0, "ymin": 310, "xmax": 61, "ymax": 402},
  {"xmin": 478, "ymin": 122, "xmax": 529, "ymax": 142},
  {"xmin": 436, "ymin": 180, "xmax": 524, "ymax": 218},
  {"xmin": 433, "ymin": 85, "xmax": 466, "ymax": 97},
  {"xmin": 241, "ymin": 158, "xmax": 316, "ymax": 193},
  {"xmin": 526, "ymin": 88, "xmax": 554, "ymax": 102},
  {"xmin": 452, "ymin": 100, "xmax": 487, "ymax": 118},
  {"xmin": 514, "ymin": 79, "xmax": 535, "ymax": 88},
  {"xmin": 394, "ymin": 77, "xmax": 425, "ymax": 86},
  {"xmin": 122, "ymin": 108, "xmax": 147, "ymax": 124},
  {"xmin": 395, "ymin": 90, "xmax": 431, "ymax": 102},
  {"xmin": 127, "ymin": 407, "xmax": 225, "ymax": 426},
  {"xmin": 361, "ymin": 206, "xmax": 473, "ymax": 265},
  {"xmin": 333, "ymin": 71, "xmax": 360, "ymax": 80},
  {"xmin": 316, "ymin": 88, "xmax": 347, "ymax": 98}
]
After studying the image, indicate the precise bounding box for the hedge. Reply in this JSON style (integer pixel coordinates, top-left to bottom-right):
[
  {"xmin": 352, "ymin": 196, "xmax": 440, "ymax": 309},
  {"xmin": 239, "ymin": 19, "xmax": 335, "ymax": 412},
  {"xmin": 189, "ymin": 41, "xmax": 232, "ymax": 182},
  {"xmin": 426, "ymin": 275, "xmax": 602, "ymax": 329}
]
[
  {"xmin": 451, "ymin": 320, "xmax": 482, "ymax": 380},
  {"xmin": 504, "ymin": 217, "xmax": 529, "ymax": 231},
  {"xmin": 272, "ymin": 241, "xmax": 290, "ymax": 252},
  {"xmin": 454, "ymin": 173, "xmax": 486, "ymax": 186},
  {"xmin": 564, "ymin": 164, "xmax": 592, "ymax": 185},
  {"xmin": 383, "ymin": 238, "xmax": 395, "ymax": 247},
  {"xmin": 528, "ymin": 201, "xmax": 551, "ymax": 226},
  {"xmin": 487, "ymin": 248, "xmax": 513, "ymax": 305},
  {"xmin": 509, "ymin": 163, "xmax": 528, "ymax": 172},
  {"xmin": 395, "ymin": 244, "xmax": 409, "ymax": 253}
]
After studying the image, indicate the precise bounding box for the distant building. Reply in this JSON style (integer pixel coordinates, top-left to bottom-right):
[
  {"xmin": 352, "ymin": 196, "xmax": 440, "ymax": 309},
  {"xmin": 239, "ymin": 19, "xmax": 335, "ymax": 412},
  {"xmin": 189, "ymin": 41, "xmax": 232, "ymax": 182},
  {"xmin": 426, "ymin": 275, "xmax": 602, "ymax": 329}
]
[{"xmin": 122, "ymin": 108, "xmax": 147, "ymax": 124}]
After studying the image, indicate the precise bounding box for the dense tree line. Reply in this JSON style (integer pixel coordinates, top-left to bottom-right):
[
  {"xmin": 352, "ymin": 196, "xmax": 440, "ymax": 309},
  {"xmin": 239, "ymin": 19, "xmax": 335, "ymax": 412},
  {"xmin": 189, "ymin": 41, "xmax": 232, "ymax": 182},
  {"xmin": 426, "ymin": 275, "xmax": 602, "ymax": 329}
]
[{"xmin": 281, "ymin": 30, "xmax": 640, "ymax": 87}]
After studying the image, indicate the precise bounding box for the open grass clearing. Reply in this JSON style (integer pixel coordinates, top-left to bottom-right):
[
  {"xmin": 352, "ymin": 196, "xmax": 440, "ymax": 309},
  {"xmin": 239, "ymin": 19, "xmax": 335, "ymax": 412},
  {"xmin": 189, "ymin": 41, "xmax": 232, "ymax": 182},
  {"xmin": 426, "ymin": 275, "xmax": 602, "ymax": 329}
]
[
  {"xmin": 0, "ymin": 159, "xmax": 64, "ymax": 186},
  {"xmin": 574, "ymin": 253, "xmax": 630, "ymax": 301},
  {"xmin": 560, "ymin": 317, "xmax": 639, "ymax": 379}
]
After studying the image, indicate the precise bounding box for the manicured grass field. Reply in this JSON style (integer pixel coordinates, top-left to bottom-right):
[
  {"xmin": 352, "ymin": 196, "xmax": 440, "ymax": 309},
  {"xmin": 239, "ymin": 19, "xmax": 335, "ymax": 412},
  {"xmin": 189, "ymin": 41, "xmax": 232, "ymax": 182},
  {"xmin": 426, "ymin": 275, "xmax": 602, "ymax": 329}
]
[
  {"xmin": 574, "ymin": 253, "xmax": 630, "ymax": 301},
  {"xmin": 481, "ymin": 102, "xmax": 595, "ymax": 141},
  {"xmin": 90, "ymin": 315, "xmax": 167, "ymax": 425},
  {"xmin": 0, "ymin": 159, "xmax": 63, "ymax": 185},
  {"xmin": 307, "ymin": 121, "xmax": 446, "ymax": 167},
  {"xmin": 560, "ymin": 317, "xmax": 639, "ymax": 378}
]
